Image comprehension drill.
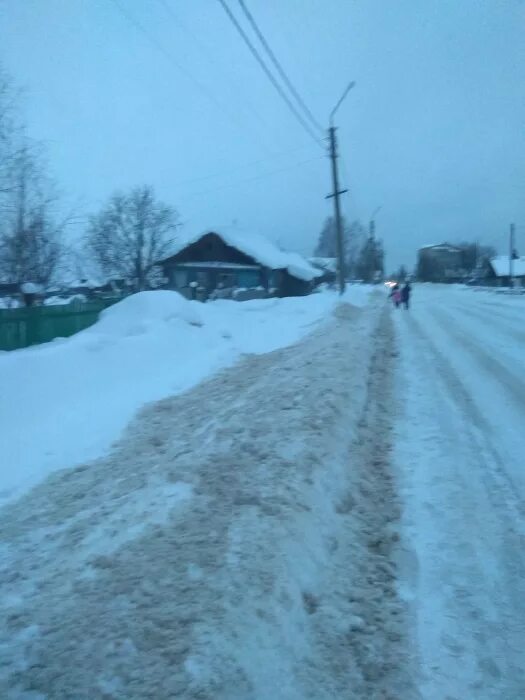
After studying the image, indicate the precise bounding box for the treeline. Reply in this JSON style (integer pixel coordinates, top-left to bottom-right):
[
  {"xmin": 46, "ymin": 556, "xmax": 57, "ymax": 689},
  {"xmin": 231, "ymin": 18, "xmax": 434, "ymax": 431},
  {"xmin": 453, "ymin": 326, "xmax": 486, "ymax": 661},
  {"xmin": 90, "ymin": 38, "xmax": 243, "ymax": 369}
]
[
  {"xmin": 314, "ymin": 216, "xmax": 384, "ymax": 283},
  {"xmin": 0, "ymin": 67, "xmax": 179, "ymax": 293}
]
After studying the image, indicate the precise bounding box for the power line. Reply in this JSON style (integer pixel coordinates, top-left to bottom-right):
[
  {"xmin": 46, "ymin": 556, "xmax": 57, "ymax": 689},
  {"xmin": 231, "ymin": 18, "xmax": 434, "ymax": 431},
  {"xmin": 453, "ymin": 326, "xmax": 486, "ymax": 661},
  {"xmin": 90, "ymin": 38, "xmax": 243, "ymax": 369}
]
[
  {"xmin": 110, "ymin": 0, "xmax": 219, "ymax": 110},
  {"xmin": 217, "ymin": 0, "xmax": 324, "ymax": 149},
  {"xmin": 237, "ymin": 0, "xmax": 324, "ymax": 135},
  {"xmin": 109, "ymin": 0, "xmax": 277, "ymax": 157},
  {"xmin": 156, "ymin": 0, "xmax": 281, "ymax": 142},
  {"xmin": 172, "ymin": 145, "xmax": 319, "ymax": 189},
  {"xmin": 182, "ymin": 155, "xmax": 324, "ymax": 200}
]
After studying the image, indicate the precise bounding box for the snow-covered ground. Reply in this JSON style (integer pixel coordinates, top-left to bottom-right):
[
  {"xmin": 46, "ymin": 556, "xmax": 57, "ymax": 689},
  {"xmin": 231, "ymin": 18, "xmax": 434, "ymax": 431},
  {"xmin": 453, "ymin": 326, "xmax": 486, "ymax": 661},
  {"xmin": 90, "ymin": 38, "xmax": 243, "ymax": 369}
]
[
  {"xmin": 0, "ymin": 290, "xmax": 417, "ymax": 699},
  {"xmin": 3, "ymin": 283, "xmax": 523, "ymax": 699},
  {"xmin": 0, "ymin": 287, "xmax": 371, "ymax": 504},
  {"xmin": 393, "ymin": 284, "xmax": 525, "ymax": 699}
]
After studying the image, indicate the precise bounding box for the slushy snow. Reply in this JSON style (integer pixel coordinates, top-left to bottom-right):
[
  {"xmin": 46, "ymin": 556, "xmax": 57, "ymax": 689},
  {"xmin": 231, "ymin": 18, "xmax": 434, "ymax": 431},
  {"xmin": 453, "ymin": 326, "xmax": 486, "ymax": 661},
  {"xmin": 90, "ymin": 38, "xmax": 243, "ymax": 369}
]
[
  {"xmin": 0, "ymin": 292, "xmax": 415, "ymax": 699},
  {"xmin": 0, "ymin": 287, "xmax": 370, "ymax": 503}
]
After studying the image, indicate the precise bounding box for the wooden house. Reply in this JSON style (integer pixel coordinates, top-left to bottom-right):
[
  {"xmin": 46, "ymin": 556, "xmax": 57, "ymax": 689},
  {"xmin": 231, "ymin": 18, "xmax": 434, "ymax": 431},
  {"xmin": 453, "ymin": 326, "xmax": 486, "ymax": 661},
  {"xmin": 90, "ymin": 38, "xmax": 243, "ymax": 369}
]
[{"xmin": 158, "ymin": 230, "xmax": 320, "ymax": 301}]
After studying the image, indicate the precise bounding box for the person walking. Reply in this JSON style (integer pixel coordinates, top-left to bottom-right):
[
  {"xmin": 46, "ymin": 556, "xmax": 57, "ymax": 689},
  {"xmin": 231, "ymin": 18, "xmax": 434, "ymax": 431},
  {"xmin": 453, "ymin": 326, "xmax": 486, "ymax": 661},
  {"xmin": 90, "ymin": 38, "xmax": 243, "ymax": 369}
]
[
  {"xmin": 390, "ymin": 283, "xmax": 402, "ymax": 308},
  {"xmin": 401, "ymin": 282, "xmax": 412, "ymax": 310}
]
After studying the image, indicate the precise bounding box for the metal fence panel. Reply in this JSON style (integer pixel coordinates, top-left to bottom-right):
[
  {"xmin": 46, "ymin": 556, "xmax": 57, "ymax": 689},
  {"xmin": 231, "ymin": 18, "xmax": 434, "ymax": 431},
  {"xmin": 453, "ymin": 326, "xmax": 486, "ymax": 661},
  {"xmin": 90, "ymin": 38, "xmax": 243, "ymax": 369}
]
[{"xmin": 0, "ymin": 298, "xmax": 123, "ymax": 351}]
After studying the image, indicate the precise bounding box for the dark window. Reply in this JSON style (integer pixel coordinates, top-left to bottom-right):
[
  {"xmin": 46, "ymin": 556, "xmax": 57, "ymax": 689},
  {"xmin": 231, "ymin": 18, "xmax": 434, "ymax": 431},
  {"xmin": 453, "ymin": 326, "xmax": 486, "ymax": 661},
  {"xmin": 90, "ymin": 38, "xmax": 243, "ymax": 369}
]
[{"xmin": 237, "ymin": 269, "xmax": 260, "ymax": 288}]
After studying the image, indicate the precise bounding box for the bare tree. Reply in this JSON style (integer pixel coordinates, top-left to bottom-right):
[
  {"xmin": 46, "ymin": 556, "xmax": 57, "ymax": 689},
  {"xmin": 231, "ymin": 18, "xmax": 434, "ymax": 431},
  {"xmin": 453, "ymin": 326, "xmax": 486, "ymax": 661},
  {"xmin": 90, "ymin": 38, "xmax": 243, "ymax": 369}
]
[
  {"xmin": 345, "ymin": 220, "xmax": 367, "ymax": 279},
  {"xmin": 0, "ymin": 144, "xmax": 63, "ymax": 287},
  {"xmin": 314, "ymin": 217, "xmax": 367, "ymax": 280},
  {"xmin": 86, "ymin": 186, "xmax": 179, "ymax": 291},
  {"xmin": 0, "ymin": 66, "xmax": 66, "ymax": 288}
]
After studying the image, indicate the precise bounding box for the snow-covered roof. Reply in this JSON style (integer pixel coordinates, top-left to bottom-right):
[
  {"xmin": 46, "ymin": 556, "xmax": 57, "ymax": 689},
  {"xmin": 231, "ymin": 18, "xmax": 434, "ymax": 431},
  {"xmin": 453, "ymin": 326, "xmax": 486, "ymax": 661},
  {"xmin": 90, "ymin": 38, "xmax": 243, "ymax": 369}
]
[
  {"xmin": 489, "ymin": 255, "xmax": 525, "ymax": 277},
  {"xmin": 420, "ymin": 243, "xmax": 462, "ymax": 253},
  {"xmin": 165, "ymin": 229, "xmax": 320, "ymax": 282}
]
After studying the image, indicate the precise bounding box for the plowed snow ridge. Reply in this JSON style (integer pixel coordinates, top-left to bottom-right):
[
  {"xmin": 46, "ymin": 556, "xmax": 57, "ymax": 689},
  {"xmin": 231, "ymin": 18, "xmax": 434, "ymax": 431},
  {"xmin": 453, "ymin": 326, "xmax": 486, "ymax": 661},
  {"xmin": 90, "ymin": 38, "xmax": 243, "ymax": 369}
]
[{"xmin": 0, "ymin": 297, "xmax": 415, "ymax": 699}]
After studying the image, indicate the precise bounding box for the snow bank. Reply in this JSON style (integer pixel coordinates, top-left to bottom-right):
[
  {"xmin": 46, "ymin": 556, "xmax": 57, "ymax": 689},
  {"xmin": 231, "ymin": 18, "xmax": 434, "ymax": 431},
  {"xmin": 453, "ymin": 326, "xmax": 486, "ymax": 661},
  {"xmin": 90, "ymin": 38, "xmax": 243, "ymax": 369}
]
[
  {"xmin": 0, "ymin": 295, "xmax": 414, "ymax": 699},
  {"xmin": 0, "ymin": 287, "xmax": 373, "ymax": 503}
]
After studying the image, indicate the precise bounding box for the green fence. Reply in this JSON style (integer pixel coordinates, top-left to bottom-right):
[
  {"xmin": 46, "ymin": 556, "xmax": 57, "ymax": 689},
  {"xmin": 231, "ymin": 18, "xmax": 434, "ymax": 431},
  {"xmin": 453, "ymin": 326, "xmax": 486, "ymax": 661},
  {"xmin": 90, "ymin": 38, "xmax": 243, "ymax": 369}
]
[{"xmin": 0, "ymin": 298, "xmax": 123, "ymax": 351}]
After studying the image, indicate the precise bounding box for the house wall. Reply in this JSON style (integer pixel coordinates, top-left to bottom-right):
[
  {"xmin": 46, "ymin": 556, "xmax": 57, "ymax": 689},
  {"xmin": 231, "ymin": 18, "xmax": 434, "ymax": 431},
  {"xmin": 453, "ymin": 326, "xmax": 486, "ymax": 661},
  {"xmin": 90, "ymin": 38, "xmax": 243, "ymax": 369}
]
[{"xmin": 278, "ymin": 271, "xmax": 312, "ymax": 297}]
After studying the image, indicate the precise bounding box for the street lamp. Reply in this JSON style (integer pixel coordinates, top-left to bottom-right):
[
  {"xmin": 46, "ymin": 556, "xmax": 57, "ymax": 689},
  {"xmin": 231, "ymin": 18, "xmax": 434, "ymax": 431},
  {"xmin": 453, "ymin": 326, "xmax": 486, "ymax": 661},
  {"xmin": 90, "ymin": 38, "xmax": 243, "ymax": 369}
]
[{"xmin": 326, "ymin": 80, "xmax": 356, "ymax": 295}]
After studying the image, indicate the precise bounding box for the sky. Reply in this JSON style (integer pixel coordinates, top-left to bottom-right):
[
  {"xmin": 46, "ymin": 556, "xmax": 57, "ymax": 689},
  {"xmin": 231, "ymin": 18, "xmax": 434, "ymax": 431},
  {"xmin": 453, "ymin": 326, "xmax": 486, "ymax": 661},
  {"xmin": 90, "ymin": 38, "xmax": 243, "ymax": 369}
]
[{"xmin": 1, "ymin": 0, "xmax": 524, "ymax": 272}]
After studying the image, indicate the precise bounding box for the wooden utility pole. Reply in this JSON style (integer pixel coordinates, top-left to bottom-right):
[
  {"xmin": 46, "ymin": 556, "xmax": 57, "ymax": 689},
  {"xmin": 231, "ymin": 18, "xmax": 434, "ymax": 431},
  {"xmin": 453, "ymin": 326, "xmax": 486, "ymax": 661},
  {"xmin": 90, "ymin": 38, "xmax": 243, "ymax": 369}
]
[
  {"xmin": 509, "ymin": 223, "xmax": 515, "ymax": 287},
  {"xmin": 327, "ymin": 126, "xmax": 348, "ymax": 295}
]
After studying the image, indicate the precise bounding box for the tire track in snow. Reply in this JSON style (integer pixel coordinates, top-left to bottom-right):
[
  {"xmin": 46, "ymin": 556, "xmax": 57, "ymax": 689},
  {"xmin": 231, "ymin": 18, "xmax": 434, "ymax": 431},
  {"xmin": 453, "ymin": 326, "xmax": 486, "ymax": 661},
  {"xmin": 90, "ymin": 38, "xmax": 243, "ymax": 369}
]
[
  {"xmin": 304, "ymin": 304, "xmax": 418, "ymax": 700},
  {"xmin": 394, "ymin": 308, "xmax": 525, "ymax": 699},
  {"xmin": 444, "ymin": 299, "xmax": 525, "ymax": 347}
]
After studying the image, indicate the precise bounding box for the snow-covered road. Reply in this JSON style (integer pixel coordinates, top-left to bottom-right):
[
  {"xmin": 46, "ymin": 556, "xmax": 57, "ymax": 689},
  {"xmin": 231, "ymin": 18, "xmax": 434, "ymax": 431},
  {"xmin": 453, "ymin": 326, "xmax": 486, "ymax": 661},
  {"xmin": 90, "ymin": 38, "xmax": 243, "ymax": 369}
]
[{"xmin": 394, "ymin": 286, "xmax": 525, "ymax": 699}]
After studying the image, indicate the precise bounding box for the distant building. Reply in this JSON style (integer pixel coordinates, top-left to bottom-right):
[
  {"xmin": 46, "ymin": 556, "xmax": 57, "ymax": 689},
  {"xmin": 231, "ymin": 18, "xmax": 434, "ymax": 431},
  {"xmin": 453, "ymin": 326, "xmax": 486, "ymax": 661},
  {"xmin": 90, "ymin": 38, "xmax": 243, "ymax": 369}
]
[
  {"xmin": 483, "ymin": 255, "xmax": 525, "ymax": 287},
  {"xmin": 417, "ymin": 243, "xmax": 463, "ymax": 282},
  {"xmin": 158, "ymin": 230, "xmax": 321, "ymax": 301}
]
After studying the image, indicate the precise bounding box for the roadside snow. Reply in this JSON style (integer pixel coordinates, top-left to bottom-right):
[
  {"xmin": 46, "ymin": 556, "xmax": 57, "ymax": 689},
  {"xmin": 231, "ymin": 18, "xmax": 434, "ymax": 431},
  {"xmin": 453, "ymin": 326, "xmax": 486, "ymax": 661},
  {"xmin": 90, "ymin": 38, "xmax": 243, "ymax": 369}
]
[
  {"xmin": 0, "ymin": 287, "xmax": 371, "ymax": 504},
  {"xmin": 0, "ymin": 294, "xmax": 415, "ymax": 699}
]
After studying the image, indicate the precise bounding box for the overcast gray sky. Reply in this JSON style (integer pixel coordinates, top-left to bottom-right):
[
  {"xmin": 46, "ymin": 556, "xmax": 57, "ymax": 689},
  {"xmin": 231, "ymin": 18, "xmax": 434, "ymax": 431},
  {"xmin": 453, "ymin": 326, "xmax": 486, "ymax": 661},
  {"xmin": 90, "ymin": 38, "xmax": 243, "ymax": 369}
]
[{"xmin": 1, "ymin": 0, "xmax": 524, "ymax": 271}]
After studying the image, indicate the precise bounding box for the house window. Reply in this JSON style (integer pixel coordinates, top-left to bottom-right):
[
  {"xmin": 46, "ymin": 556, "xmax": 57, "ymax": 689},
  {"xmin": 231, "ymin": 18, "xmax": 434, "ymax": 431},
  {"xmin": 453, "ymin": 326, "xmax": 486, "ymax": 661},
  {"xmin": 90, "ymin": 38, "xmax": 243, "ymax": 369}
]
[
  {"xmin": 218, "ymin": 273, "xmax": 235, "ymax": 288},
  {"xmin": 196, "ymin": 270, "xmax": 209, "ymax": 287},
  {"xmin": 237, "ymin": 269, "xmax": 260, "ymax": 288},
  {"xmin": 172, "ymin": 269, "xmax": 188, "ymax": 288}
]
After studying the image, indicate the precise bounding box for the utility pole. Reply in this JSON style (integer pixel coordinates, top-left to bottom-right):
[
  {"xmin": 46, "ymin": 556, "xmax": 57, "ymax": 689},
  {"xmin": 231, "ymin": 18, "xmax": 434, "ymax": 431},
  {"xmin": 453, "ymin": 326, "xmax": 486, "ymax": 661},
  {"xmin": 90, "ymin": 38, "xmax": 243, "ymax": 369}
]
[
  {"xmin": 327, "ymin": 127, "xmax": 347, "ymax": 294},
  {"xmin": 509, "ymin": 222, "xmax": 515, "ymax": 287},
  {"xmin": 326, "ymin": 80, "xmax": 355, "ymax": 295}
]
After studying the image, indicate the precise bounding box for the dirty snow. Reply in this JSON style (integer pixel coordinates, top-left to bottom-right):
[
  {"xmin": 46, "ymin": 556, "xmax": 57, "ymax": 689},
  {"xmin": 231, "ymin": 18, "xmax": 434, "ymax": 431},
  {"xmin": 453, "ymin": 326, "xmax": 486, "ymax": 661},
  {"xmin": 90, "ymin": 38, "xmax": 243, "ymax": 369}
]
[
  {"xmin": 0, "ymin": 293, "xmax": 415, "ymax": 699},
  {"xmin": 0, "ymin": 287, "xmax": 370, "ymax": 503}
]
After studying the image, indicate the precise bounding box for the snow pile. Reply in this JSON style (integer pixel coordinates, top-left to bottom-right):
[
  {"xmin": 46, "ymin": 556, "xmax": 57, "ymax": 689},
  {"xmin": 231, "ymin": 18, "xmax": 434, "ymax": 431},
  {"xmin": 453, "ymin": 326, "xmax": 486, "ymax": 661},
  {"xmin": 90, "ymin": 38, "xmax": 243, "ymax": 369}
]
[
  {"xmin": 169, "ymin": 228, "xmax": 320, "ymax": 281},
  {"xmin": 94, "ymin": 290, "xmax": 203, "ymax": 336},
  {"xmin": 0, "ymin": 295, "xmax": 415, "ymax": 699},
  {"xmin": 44, "ymin": 294, "xmax": 88, "ymax": 306},
  {"xmin": 0, "ymin": 287, "xmax": 373, "ymax": 503}
]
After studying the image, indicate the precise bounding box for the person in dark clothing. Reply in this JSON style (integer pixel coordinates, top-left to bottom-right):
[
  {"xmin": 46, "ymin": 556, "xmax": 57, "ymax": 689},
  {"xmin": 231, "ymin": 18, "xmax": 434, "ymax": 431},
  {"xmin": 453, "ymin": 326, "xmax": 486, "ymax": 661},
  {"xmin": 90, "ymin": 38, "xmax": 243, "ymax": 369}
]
[{"xmin": 401, "ymin": 282, "xmax": 411, "ymax": 309}]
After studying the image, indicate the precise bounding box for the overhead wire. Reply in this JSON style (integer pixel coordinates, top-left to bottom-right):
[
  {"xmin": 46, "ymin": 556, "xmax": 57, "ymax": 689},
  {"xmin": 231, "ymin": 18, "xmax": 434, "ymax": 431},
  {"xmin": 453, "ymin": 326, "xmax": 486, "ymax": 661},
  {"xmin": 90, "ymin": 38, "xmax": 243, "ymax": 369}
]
[
  {"xmin": 216, "ymin": 0, "xmax": 325, "ymax": 150},
  {"xmin": 109, "ymin": 0, "xmax": 279, "ymax": 158},
  {"xmin": 171, "ymin": 144, "xmax": 320, "ymax": 189},
  {"xmin": 237, "ymin": 0, "xmax": 324, "ymax": 135},
  {"xmin": 181, "ymin": 155, "xmax": 324, "ymax": 200},
  {"xmin": 156, "ymin": 0, "xmax": 284, "ymax": 145}
]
